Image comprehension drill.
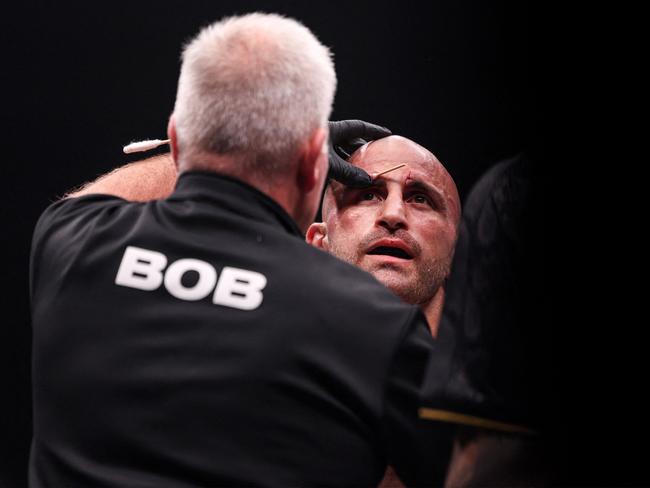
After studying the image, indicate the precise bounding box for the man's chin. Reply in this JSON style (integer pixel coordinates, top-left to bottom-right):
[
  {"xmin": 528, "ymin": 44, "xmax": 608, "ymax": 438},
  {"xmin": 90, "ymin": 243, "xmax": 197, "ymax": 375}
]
[{"xmin": 367, "ymin": 269, "xmax": 416, "ymax": 300}]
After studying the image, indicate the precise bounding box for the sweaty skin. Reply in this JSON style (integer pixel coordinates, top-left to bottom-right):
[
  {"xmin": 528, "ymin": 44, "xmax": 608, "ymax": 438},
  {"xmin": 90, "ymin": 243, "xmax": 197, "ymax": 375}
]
[{"xmin": 308, "ymin": 136, "xmax": 460, "ymax": 335}]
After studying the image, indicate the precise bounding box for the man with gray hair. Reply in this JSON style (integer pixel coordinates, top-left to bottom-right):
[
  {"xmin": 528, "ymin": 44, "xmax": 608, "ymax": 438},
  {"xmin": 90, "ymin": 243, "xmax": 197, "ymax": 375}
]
[{"xmin": 29, "ymin": 13, "xmax": 436, "ymax": 486}]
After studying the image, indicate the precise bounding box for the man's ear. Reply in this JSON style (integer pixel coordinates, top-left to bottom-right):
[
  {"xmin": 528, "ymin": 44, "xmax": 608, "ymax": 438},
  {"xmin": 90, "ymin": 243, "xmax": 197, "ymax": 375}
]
[
  {"xmin": 167, "ymin": 115, "xmax": 179, "ymax": 169},
  {"xmin": 297, "ymin": 127, "xmax": 328, "ymax": 192},
  {"xmin": 306, "ymin": 222, "xmax": 329, "ymax": 250}
]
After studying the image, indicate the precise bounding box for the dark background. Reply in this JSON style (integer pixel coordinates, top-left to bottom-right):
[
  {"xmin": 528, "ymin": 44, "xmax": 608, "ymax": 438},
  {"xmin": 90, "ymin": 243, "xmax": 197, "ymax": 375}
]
[{"xmin": 1, "ymin": 1, "xmax": 538, "ymax": 486}]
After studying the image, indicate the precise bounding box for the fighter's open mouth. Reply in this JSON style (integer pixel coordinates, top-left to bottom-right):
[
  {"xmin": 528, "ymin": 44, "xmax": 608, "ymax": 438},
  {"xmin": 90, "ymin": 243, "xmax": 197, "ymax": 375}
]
[{"xmin": 367, "ymin": 246, "xmax": 413, "ymax": 259}]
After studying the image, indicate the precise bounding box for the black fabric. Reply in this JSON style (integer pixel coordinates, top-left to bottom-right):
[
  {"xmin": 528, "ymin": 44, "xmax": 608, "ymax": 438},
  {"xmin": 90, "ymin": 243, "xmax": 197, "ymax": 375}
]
[
  {"xmin": 29, "ymin": 171, "xmax": 437, "ymax": 487},
  {"xmin": 422, "ymin": 153, "xmax": 545, "ymax": 432}
]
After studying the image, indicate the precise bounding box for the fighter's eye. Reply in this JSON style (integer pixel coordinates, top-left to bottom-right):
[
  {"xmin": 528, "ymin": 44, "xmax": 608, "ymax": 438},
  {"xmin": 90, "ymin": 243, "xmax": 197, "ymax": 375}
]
[
  {"xmin": 361, "ymin": 191, "xmax": 377, "ymax": 201},
  {"xmin": 408, "ymin": 193, "xmax": 431, "ymax": 206}
]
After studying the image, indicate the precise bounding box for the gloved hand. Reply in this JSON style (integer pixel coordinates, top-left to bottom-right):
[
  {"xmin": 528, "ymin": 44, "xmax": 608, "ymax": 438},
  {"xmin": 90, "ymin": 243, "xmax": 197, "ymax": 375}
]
[{"xmin": 327, "ymin": 120, "xmax": 391, "ymax": 187}]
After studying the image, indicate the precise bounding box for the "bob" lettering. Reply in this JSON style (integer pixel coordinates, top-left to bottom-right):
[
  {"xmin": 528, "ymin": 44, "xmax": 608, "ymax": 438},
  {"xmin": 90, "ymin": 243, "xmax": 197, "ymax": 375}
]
[{"xmin": 115, "ymin": 246, "xmax": 267, "ymax": 311}]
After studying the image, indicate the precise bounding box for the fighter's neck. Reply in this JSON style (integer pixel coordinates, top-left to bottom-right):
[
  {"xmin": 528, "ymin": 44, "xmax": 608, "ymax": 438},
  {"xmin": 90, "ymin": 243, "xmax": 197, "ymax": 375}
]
[{"xmin": 420, "ymin": 287, "xmax": 445, "ymax": 337}]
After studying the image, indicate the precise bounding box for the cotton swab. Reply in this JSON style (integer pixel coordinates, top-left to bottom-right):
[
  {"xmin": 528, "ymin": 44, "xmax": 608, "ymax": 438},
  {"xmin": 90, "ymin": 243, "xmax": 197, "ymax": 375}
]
[
  {"xmin": 373, "ymin": 163, "xmax": 406, "ymax": 179},
  {"xmin": 123, "ymin": 139, "xmax": 170, "ymax": 154}
]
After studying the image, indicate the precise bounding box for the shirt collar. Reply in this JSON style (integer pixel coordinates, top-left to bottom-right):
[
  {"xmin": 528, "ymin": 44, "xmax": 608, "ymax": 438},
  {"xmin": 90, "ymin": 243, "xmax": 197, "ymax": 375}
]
[{"xmin": 169, "ymin": 171, "xmax": 303, "ymax": 237}]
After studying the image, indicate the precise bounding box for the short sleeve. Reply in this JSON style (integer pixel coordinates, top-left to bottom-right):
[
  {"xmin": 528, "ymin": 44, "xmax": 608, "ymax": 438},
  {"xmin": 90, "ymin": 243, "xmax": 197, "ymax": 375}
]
[{"xmin": 30, "ymin": 195, "xmax": 127, "ymax": 303}]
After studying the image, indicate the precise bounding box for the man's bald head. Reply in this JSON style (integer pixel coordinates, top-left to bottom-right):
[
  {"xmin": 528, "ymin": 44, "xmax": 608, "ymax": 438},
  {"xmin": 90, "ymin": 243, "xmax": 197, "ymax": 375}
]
[
  {"xmin": 309, "ymin": 135, "xmax": 461, "ymax": 306},
  {"xmin": 322, "ymin": 136, "xmax": 460, "ymax": 223}
]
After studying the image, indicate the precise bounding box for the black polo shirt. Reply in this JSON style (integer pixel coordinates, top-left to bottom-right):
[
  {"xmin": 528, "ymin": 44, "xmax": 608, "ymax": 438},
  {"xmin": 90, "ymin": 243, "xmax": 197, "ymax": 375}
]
[{"xmin": 29, "ymin": 171, "xmax": 436, "ymax": 487}]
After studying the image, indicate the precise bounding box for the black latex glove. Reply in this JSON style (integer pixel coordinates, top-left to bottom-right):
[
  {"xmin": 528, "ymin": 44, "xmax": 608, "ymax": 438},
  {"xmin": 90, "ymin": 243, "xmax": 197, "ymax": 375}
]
[{"xmin": 327, "ymin": 120, "xmax": 391, "ymax": 188}]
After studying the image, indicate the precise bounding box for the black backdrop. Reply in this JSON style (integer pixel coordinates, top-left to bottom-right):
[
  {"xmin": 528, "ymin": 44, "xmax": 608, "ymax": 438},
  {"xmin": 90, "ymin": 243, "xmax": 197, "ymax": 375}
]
[{"xmin": 1, "ymin": 1, "xmax": 536, "ymax": 486}]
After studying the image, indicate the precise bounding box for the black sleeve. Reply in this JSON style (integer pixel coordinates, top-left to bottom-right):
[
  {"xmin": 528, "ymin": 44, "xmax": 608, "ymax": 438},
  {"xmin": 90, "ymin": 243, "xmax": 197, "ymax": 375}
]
[
  {"xmin": 30, "ymin": 195, "xmax": 128, "ymax": 302},
  {"xmin": 380, "ymin": 309, "xmax": 451, "ymax": 486}
]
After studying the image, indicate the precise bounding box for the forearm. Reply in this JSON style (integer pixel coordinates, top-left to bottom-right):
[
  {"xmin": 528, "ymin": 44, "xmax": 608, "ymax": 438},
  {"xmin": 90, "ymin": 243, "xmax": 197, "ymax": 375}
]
[{"xmin": 66, "ymin": 153, "xmax": 178, "ymax": 201}]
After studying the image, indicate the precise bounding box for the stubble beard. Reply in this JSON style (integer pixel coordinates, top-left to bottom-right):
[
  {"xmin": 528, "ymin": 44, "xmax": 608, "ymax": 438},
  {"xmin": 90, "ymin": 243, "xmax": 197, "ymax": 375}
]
[
  {"xmin": 328, "ymin": 230, "xmax": 451, "ymax": 305},
  {"xmin": 371, "ymin": 258, "xmax": 449, "ymax": 305}
]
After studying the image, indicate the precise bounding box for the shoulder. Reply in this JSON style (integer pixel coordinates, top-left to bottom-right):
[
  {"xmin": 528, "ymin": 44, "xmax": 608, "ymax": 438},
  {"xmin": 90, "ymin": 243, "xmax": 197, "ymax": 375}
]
[
  {"xmin": 292, "ymin": 239, "xmax": 397, "ymax": 299},
  {"xmin": 35, "ymin": 193, "xmax": 129, "ymax": 226},
  {"xmin": 31, "ymin": 194, "xmax": 137, "ymax": 272},
  {"xmin": 286, "ymin": 240, "xmax": 424, "ymax": 339},
  {"xmin": 33, "ymin": 194, "xmax": 141, "ymax": 240}
]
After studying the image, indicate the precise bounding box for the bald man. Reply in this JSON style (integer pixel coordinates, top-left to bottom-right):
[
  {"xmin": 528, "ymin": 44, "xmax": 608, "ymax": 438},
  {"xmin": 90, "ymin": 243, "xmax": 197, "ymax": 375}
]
[
  {"xmin": 307, "ymin": 135, "xmax": 461, "ymax": 486},
  {"xmin": 307, "ymin": 135, "xmax": 461, "ymax": 335}
]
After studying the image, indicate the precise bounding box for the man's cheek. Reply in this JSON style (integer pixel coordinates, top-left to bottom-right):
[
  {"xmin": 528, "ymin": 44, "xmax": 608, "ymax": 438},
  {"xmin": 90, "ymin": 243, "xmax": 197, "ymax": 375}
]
[{"xmin": 426, "ymin": 223, "xmax": 456, "ymax": 244}]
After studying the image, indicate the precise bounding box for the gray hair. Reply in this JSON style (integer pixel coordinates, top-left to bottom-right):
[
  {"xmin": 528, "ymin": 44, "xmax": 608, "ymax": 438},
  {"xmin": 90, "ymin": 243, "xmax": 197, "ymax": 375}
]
[{"xmin": 173, "ymin": 13, "xmax": 336, "ymax": 175}]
